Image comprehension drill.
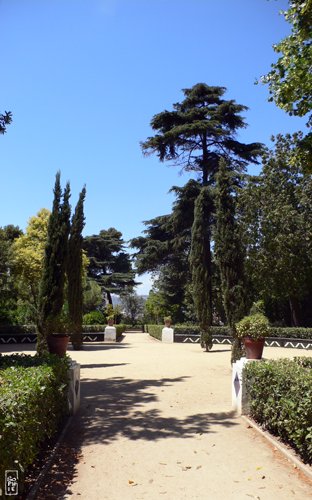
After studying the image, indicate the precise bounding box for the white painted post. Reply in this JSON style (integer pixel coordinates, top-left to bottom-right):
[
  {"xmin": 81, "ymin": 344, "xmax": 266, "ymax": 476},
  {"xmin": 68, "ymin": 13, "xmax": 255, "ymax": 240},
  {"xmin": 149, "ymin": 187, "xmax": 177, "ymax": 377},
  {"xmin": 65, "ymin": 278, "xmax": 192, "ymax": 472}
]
[
  {"xmin": 68, "ymin": 360, "xmax": 81, "ymax": 415},
  {"xmin": 232, "ymin": 358, "xmax": 262, "ymax": 414},
  {"xmin": 105, "ymin": 326, "xmax": 116, "ymax": 341},
  {"xmin": 162, "ymin": 327, "xmax": 174, "ymax": 343}
]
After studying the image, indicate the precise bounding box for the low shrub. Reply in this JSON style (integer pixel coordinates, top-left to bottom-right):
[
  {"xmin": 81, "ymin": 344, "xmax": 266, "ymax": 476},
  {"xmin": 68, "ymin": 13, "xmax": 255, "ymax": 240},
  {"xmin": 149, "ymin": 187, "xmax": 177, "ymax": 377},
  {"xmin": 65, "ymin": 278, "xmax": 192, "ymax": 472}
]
[
  {"xmin": 82, "ymin": 311, "xmax": 105, "ymax": 325},
  {"xmin": 0, "ymin": 354, "xmax": 70, "ymax": 495},
  {"xmin": 269, "ymin": 327, "xmax": 312, "ymax": 340},
  {"xmin": 0, "ymin": 324, "xmax": 36, "ymax": 335},
  {"xmin": 243, "ymin": 358, "xmax": 312, "ymax": 464},
  {"xmin": 82, "ymin": 324, "xmax": 105, "ymax": 333},
  {"xmin": 115, "ymin": 324, "xmax": 127, "ymax": 339},
  {"xmin": 147, "ymin": 324, "xmax": 163, "ymax": 340}
]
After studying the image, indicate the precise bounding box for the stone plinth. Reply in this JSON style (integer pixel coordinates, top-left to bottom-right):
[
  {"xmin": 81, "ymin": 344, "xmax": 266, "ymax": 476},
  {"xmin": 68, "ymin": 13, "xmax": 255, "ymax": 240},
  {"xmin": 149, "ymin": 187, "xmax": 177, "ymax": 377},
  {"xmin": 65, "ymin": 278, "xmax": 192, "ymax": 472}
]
[
  {"xmin": 68, "ymin": 360, "xmax": 81, "ymax": 415},
  {"xmin": 162, "ymin": 327, "xmax": 174, "ymax": 343},
  {"xmin": 232, "ymin": 358, "xmax": 261, "ymax": 414},
  {"xmin": 105, "ymin": 326, "xmax": 116, "ymax": 341}
]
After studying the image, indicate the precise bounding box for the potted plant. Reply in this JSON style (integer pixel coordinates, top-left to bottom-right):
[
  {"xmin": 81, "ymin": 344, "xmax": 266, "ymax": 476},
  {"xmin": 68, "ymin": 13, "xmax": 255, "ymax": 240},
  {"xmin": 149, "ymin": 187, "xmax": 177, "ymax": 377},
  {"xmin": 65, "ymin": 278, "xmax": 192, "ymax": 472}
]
[
  {"xmin": 46, "ymin": 311, "xmax": 70, "ymax": 356},
  {"xmin": 236, "ymin": 313, "xmax": 270, "ymax": 359},
  {"xmin": 164, "ymin": 316, "xmax": 172, "ymax": 328}
]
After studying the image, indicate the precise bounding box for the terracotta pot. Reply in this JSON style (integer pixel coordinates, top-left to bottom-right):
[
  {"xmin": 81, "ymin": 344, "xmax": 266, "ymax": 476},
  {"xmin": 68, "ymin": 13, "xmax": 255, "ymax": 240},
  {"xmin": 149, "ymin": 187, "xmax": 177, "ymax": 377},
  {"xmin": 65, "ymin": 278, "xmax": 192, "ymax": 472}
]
[
  {"xmin": 107, "ymin": 318, "xmax": 114, "ymax": 326},
  {"xmin": 164, "ymin": 320, "xmax": 171, "ymax": 327},
  {"xmin": 243, "ymin": 337, "xmax": 265, "ymax": 360},
  {"xmin": 47, "ymin": 334, "xmax": 69, "ymax": 356}
]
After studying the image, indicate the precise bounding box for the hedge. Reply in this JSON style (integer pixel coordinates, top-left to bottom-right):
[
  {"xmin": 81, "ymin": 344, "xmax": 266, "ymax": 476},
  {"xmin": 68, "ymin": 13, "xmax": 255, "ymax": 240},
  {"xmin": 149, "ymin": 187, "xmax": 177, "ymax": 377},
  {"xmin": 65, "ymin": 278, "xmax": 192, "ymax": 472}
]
[
  {"xmin": 243, "ymin": 358, "xmax": 312, "ymax": 464},
  {"xmin": 0, "ymin": 354, "xmax": 70, "ymax": 496},
  {"xmin": 145, "ymin": 324, "xmax": 162, "ymax": 340}
]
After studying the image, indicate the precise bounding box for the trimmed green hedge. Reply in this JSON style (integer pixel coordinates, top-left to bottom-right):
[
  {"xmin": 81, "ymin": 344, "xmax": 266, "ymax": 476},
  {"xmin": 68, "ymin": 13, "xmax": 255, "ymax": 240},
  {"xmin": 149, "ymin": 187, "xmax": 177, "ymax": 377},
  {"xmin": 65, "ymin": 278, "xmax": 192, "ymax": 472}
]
[
  {"xmin": 243, "ymin": 358, "xmax": 312, "ymax": 464},
  {"xmin": 115, "ymin": 324, "xmax": 127, "ymax": 339},
  {"xmin": 0, "ymin": 354, "xmax": 70, "ymax": 495},
  {"xmin": 269, "ymin": 327, "xmax": 312, "ymax": 339},
  {"xmin": 0, "ymin": 324, "xmax": 36, "ymax": 335},
  {"xmin": 145, "ymin": 324, "xmax": 162, "ymax": 340}
]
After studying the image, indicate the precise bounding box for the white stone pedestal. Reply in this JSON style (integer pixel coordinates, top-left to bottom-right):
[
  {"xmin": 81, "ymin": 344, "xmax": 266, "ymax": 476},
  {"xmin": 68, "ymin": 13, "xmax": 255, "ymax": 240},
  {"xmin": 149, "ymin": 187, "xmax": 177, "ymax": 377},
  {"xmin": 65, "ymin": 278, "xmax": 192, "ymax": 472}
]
[
  {"xmin": 232, "ymin": 358, "xmax": 262, "ymax": 414},
  {"xmin": 68, "ymin": 360, "xmax": 80, "ymax": 415},
  {"xmin": 105, "ymin": 325, "xmax": 116, "ymax": 341},
  {"xmin": 162, "ymin": 327, "xmax": 174, "ymax": 343}
]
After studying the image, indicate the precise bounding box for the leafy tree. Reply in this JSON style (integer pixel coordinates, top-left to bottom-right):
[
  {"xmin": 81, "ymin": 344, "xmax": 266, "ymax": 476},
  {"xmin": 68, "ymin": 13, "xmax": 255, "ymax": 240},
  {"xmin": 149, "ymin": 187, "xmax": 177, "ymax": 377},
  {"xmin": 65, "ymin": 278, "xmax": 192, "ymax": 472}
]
[
  {"xmin": 131, "ymin": 180, "xmax": 201, "ymax": 322},
  {"xmin": 0, "ymin": 225, "xmax": 22, "ymax": 323},
  {"xmin": 141, "ymin": 83, "xmax": 262, "ymax": 186},
  {"xmin": 0, "ymin": 111, "xmax": 12, "ymax": 135},
  {"xmin": 144, "ymin": 289, "xmax": 170, "ymax": 324},
  {"xmin": 37, "ymin": 173, "xmax": 71, "ymax": 351},
  {"xmin": 12, "ymin": 209, "xmax": 50, "ymax": 323},
  {"xmin": 83, "ymin": 228, "xmax": 136, "ymax": 305},
  {"xmin": 83, "ymin": 278, "xmax": 103, "ymax": 314},
  {"xmin": 120, "ymin": 291, "xmax": 145, "ymax": 325},
  {"xmin": 67, "ymin": 187, "xmax": 86, "ymax": 350},
  {"xmin": 214, "ymin": 159, "xmax": 248, "ymax": 362},
  {"xmin": 141, "ymin": 83, "xmax": 262, "ymax": 332},
  {"xmin": 260, "ymin": 0, "xmax": 312, "ymax": 124},
  {"xmin": 189, "ymin": 186, "xmax": 214, "ymax": 350},
  {"xmin": 240, "ymin": 133, "xmax": 312, "ymax": 326}
]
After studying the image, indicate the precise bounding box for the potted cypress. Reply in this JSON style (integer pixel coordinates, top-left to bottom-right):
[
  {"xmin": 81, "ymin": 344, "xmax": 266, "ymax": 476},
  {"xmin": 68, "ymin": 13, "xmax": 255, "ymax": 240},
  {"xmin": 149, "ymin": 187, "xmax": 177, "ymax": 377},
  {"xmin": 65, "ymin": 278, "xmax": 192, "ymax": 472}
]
[{"xmin": 235, "ymin": 313, "xmax": 270, "ymax": 359}]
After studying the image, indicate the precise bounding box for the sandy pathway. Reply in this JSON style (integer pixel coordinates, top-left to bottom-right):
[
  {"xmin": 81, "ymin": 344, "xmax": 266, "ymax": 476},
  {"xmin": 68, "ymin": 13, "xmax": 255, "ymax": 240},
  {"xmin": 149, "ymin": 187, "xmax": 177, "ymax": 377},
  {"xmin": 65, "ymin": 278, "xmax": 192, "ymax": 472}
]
[{"xmin": 33, "ymin": 333, "xmax": 312, "ymax": 500}]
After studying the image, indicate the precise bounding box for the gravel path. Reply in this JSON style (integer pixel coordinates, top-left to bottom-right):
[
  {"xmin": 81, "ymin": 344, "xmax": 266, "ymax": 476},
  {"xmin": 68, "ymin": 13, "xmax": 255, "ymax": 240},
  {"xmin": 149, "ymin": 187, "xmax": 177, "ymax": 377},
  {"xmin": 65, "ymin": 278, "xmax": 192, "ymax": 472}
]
[{"xmin": 31, "ymin": 333, "xmax": 312, "ymax": 499}]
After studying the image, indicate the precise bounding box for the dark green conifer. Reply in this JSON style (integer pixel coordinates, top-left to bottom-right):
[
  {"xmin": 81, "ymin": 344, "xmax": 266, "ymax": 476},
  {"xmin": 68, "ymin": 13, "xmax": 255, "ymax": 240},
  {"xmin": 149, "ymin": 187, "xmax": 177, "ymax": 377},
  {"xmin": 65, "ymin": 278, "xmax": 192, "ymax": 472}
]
[
  {"xmin": 189, "ymin": 186, "xmax": 213, "ymax": 351},
  {"xmin": 37, "ymin": 172, "xmax": 71, "ymax": 352},
  {"xmin": 214, "ymin": 158, "xmax": 247, "ymax": 362},
  {"xmin": 67, "ymin": 186, "xmax": 86, "ymax": 350}
]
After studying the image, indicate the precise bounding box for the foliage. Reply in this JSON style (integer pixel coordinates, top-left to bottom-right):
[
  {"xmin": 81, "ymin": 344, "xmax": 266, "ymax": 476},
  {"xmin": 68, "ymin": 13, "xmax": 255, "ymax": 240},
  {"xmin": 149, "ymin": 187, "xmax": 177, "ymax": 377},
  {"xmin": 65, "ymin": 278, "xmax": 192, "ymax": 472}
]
[
  {"xmin": 141, "ymin": 83, "xmax": 262, "ymax": 186},
  {"xmin": 0, "ymin": 354, "xmax": 70, "ymax": 494},
  {"xmin": 236, "ymin": 313, "xmax": 270, "ymax": 340},
  {"xmin": 12, "ymin": 209, "xmax": 50, "ymax": 324},
  {"xmin": 244, "ymin": 358, "xmax": 312, "ymax": 464},
  {"xmin": 83, "ymin": 228, "xmax": 136, "ymax": 305},
  {"xmin": 120, "ymin": 291, "xmax": 145, "ymax": 325},
  {"xmin": 214, "ymin": 158, "xmax": 248, "ymax": 362},
  {"xmin": 260, "ymin": 0, "xmax": 312, "ymax": 124},
  {"xmin": 83, "ymin": 310, "xmax": 105, "ymax": 325},
  {"xmin": 115, "ymin": 323, "xmax": 127, "ymax": 339},
  {"xmin": 67, "ymin": 187, "xmax": 86, "ymax": 350},
  {"xmin": 83, "ymin": 278, "xmax": 103, "ymax": 313},
  {"xmin": 146, "ymin": 324, "xmax": 163, "ymax": 340},
  {"xmin": 239, "ymin": 133, "xmax": 312, "ymax": 326},
  {"xmin": 37, "ymin": 173, "xmax": 71, "ymax": 350},
  {"xmin": 189, "ymin": 186, "xmax": 213, "ymax": 351},
  {"xmin": 0, "ymin": 225, "xmax": 22, "ymax": 324},
  {"xmin": 0, "ymin": 111, "xmax": 12, "ymax": 134}
]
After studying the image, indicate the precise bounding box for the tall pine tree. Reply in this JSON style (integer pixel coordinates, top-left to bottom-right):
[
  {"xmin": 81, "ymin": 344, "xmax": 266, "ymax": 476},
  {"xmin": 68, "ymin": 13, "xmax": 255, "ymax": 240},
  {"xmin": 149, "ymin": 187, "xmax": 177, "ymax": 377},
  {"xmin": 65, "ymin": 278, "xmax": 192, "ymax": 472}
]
[
  {"xmin": 189, "ymin": 186, "xmax": 213, "ymax": 351},
  {"xmin": 214, "ymin": 158, "xmax": 248, "ymax": 362},
  {"xmin": 67, "ymin": 186, "xmax": 86, "ymax": 350}
]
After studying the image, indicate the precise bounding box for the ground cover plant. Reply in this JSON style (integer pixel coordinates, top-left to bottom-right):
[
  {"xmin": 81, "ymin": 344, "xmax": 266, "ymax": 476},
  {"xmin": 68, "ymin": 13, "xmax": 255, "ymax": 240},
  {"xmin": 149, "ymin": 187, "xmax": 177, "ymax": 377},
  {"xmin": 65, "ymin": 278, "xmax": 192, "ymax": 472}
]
[
  {"xmin": 0, "ymin": 353, "xmax": 70, "ymax": 496},
  {"xmin": 243, "ymin": 357, "xmax": 312, "ymax": 464}
]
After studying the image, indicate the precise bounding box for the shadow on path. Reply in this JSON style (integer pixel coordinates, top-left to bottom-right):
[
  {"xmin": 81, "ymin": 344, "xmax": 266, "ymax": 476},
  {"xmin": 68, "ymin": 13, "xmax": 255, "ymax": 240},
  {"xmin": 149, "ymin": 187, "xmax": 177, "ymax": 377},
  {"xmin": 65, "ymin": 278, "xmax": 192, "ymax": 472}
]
[{"xmin": 35, "ymin": 374, "xmax": 237, "ymax": 498}]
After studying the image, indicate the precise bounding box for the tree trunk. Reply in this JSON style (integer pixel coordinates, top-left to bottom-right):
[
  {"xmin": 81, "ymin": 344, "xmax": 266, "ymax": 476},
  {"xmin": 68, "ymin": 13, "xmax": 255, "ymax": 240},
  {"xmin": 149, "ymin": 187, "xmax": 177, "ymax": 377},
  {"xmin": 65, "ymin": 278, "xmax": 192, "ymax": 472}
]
[
  {"xmin": 289, "ymin": 296, "xmax": 301, "ymax": 326},
  {"xmin": 107, "ymin": 291, "xmax": 113, "ymax": 305}
]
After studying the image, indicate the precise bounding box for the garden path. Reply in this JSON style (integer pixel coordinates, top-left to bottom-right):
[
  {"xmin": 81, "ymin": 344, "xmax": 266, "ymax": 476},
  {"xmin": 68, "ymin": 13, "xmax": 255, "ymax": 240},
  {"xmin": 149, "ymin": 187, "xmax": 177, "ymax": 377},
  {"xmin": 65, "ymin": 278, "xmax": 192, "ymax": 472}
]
[{"xmin": 34, "ymin": 332, "xmax": 312, "ymax": 499}]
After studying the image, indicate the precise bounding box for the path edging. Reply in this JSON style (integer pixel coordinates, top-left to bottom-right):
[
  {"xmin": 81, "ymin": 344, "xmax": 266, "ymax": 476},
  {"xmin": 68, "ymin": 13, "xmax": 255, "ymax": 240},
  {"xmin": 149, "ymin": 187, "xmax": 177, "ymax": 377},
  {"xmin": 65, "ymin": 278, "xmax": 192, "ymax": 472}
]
[{"xmin": 241, "ymin": 415, "xmax": 312, "ymax": 482}]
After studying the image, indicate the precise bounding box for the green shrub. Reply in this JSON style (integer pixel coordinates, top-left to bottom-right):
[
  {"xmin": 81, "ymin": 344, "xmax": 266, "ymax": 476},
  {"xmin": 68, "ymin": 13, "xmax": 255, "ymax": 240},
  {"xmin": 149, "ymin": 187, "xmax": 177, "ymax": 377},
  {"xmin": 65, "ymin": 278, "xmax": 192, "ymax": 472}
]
[
  {"xmin": 0, "ymin": 324, "xmax": 36, "ymax": 335},
  {"xmin": 236, "ymin": 314, "xmax": 270, "ymax": 340},
  {"xmin": 115, "ymin": 324, "xmax": 126, "ymax": 339},
  {"xmin": 0, "ymin": 354, "xmax": 70, "ymax": 495},
  {"xmin": 244, "ymin": 358, "xmax": 312, "ymax": 464},
  {"xmin": 147, "ymin": 324, "xmax": 163, "ymax": 340},
  {"xmin": 82, "ymin": 324, "xmax": 105, "ymax": 333},
  {"xmin": 82, "ymin": 310, "xmax": 105, "ymax": 325},
  {"xmin": 269, "ymin": 327, "xmax": 312, "ymax": 339}
]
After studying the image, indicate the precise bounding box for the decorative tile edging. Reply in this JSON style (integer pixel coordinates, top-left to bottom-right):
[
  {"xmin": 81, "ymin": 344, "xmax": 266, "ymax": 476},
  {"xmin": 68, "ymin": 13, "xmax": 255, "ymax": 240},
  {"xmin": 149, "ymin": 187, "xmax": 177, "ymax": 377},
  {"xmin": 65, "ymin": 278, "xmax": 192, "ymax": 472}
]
[
  {"xmin": 0, "ymin": 332, "xmax": 105, "ymax": 344},
  {"xmin": 174, "ymin": 334, "xmax": 312, "ymax": 350}
]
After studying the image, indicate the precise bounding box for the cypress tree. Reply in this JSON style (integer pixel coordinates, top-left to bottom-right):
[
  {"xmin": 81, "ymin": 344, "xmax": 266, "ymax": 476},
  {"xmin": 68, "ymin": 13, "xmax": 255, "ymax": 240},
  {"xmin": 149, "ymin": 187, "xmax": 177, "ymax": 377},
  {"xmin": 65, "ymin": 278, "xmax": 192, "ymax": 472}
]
[
  {"xmin": 214, "ymin": 158, "xmax": 247, "ymax": 362},
  {"xmin": 37, "ymin": 172, "xmax": 71, "ymax": 352},
  {"xmin": 67, "ymin": 186, "xmax": 86, "ymax": 350},
  {"xmin": 189, "ymin": 186, "xmax": 213, "ymax": 351}
]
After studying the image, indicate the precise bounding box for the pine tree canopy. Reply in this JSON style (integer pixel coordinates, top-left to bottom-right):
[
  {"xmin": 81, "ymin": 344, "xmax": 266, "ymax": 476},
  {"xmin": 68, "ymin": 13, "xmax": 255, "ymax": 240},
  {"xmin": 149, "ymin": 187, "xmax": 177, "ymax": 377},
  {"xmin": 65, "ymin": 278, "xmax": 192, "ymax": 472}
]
[{"xmin": 141, "ymin": 83, "xmax": 263, "ymax": 185}]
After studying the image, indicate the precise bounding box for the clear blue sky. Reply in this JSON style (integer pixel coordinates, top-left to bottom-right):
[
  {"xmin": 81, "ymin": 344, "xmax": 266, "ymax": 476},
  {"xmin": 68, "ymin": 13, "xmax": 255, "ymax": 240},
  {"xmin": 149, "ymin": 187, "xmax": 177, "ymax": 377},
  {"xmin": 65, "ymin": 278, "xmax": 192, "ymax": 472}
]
[{"xmin": 1, "ymin": 0, "xmax": 307, "ymax": 293}]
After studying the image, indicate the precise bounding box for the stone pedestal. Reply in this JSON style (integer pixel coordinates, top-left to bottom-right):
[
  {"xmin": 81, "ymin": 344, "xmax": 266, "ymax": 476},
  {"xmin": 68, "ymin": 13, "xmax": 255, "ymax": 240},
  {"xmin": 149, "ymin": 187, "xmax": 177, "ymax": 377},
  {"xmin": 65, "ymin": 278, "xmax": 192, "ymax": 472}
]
[
  {"xmin": 68, "ymin": 360, "xmax": 80, "ymax": 415},
  {"xmin": 232, "ymin": 358, "xmax": 261, "ymax": 414},
  {"xmin": 162, "ymin": 326, "xmax": 174, "ymax": 343},
  {"xmin": 105, "ymin": 325, "xmax": 116, "ymax": 341}
]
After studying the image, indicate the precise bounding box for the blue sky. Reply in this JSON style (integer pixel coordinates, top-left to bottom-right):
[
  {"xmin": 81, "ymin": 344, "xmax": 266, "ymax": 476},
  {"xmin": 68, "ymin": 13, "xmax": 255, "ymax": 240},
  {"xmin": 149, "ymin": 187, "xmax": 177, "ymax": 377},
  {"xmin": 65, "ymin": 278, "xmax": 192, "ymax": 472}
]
[{"xmin": 1, "ymin": 0, "xmax": 307, "ymax": 293}]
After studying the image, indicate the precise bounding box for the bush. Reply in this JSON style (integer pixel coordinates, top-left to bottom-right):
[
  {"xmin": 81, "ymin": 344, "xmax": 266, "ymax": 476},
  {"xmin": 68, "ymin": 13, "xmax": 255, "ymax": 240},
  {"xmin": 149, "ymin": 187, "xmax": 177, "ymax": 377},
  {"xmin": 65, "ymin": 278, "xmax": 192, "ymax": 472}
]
[
  {"xmin": 115, "ymin": 324, "xmax": 126, "ymax": 339},
  {"xmin": 236, "ymin": 314, "xmax": 270, "ymax": 340},
  {"xmin": 82, "ymin": 311, "xmax": 105, "ymax": 325},
  {"xmin": 269, "ymin": 327, "xmax": 312, "ymax": 339},
  {"xmin": 146, "ymin": 324, "xmax": 163, "ymax": 340},
  {"xmin": 0, "ymin": 354, "xmax": 70, "ymax": 495},
  {"xmin": 0, "ymin": 324, "xmax": 36, "ymax": 335},
  {"xmin": 244, "ymin": 358, "xmax": 312, "ymax": 464}
]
